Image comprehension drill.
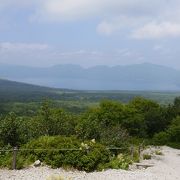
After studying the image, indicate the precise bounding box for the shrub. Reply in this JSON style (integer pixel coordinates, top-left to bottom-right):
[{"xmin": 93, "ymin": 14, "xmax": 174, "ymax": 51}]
[
  {"xmin": 155, "ymin": 150, "xmax": 163, "ymax": 156},
  {"xmin": 100, "ymin": 125, "xmax": 129, "ymax": 148},
  {"xmin": 152, "ymin": 131, "xmax": 169, "ymax": 145},
  {"xmin": 0, "ymin": 113, "xmax": 22, "ymax": 146},
  {"xmin": 143, "ymin": 154, "xmax": 151, "ymax": 160},
  {"xmin": 98, "ymin": 154, "xmax": 132, "ymax": 170},
  {"xmin": 0, "ymin": 144, "xmax": 13, "ymax": 168},
  {"xmin": 167, "ymin": 116, "xmax": 180, "ymax": 143},
  {"xmin": 16, "ymin": 136, "xmax": 111, "ymax": 172}
]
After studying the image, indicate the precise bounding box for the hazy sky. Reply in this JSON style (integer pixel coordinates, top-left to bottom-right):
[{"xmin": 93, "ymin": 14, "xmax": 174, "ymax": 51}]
[{"xmin": 1, "ymin": 0, "xmax": 180, "ymax": 69}]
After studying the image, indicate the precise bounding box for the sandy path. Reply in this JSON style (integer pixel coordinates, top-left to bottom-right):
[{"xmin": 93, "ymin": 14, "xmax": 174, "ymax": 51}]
[{"xmin": 0, "ymin": 146, "xmax": 179, "ymax": 180}]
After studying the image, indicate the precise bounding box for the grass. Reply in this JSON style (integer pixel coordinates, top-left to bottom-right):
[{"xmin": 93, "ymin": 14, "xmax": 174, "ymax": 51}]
[
  {"xmin": 155, "ymin": 150, "xmax": 163, "ymax": 155},
  {"xmin": 143, "ymin": 154, "xmax": 152, "ymax": 160}
]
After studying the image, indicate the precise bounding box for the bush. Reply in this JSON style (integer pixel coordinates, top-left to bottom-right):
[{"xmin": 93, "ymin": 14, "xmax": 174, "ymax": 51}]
[
  {"xmin": 98, "ymin": 154, "xmax": 132, "ymax": 170},
  {"xmin": 15, "ymin": 136, "xmax": 111, "ymax": 172},
  {"xmin": 153, "ymin": 116, "xmax": 180, "ymax": 148},
  {"xmin": 153, "ymin": 132, "xmax": 169, "ymax": 145},
  {"xmin": 167, "ymin": 142, "xmax": 180, "ymax": 149},
  {"xmin": 143, "ymin": 154, "xmax": 151, "ymax": 160},
  {"xmin": 167, "ymin": 116, "xmax": 180, "ymax": 143},
  {"xmin": 0, "ymin": 112, "xmax": 22, "ymax": 146},
  {"xmin": 155, "ymin": 150, "xmax": 163, "ymax": 155},
  {"xmin": 0, "ymin": 144, "xmax": 12, "ymax": 168},
  {"xmin": 100, "ymin": 125, "xmax": 129, "ymax": 148}
]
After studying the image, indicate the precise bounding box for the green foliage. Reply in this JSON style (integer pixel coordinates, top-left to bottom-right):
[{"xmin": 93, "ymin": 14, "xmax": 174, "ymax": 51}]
[
  {"xmin": 155, "ymin": 150, "xmax": 163, "ymax": 155},
  {"xmin": 76, "ymin": 108, "xmax": 101, "ymax": 140},
  {"xmin": 129, "ymin": 97, "xmax": 159, "ymax": 113},
  {"xmin": 129, "ymin": 97, "xmax": 169, "ymax": 137},
  {"xmin": 76, "ymin": 100, "xmax": 129, "ymax": 147},
  {"xmin": 167, "ymin": 116, "xmax": 180, "ymax": 143},
  {"xmin": 0, "ymin": 144, "xmax": 12, "ymax": 168},
  {"xmin": 153, "ymin": 116, "xmax": 180, "ymax": 148},
  {"xmin": 16, "ymin": 136, "xmax": 111, "ymax": 172},
  {"xmin": 174, "ymin": 97, "xmax": 180, "ymax": 116},
  {"xmin": 33, "ymin": 101, "xmax": 77, "ymax": 137},
  {"xmin": 1, "ymin": 96, "xmax": 180, "ymax": 171},
  {"xmin": 121, "ymin": 110, "xmax": 146, "ymax": 137},
  {"xmin": 153, "ymin": 132, "xmax": 169, "ymax": 145},
  {"xmin": 0, "ymin": 154, "xmax": 12, "ymax": 169},
  {"xmin": 143, "ymin": 154, "xmax": 151, "ymax": 160},
  {"xmin": 0, "ymin": 78, "xmax": 179, "ymax": 105},
  {"xmin": 145, "ymin": 107, "xmax": 168, "ymax": 137},
  {"xmin": 0, "ymin": 112, "xmax": 21, "ymax": 146},
  {"xmin": 100, "ymin": 126, "xmax": 129, "ymax": 148},
  {"xmin": 98, "ymin": 154, "xmax": 132, "ymax": 170}
]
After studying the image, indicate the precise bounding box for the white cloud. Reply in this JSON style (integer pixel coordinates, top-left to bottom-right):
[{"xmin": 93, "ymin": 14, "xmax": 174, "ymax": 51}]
[
  {"xmin": 132, "ymin": 22, "xmax": 180, "ymax": 39},
  {"xmin": 53, "ymin": 50, "xmax": 103, "ymax": 59},
  {"xmin": 97, "ymin": 21, "xmax": 115, "ymax": 35},
  {"xmin": 97, "ymin": 18, "xmax": 127, "ymax": 36},
  {"xmin": 36, "ymin": 0, "xmax": 180, "ymax": 40},
  {"xmin": 1, "ymin": 0, "xmax": 180, "ymax": 39},
  {"xmin": 97, "ymin": 16, "xmax": 148, "ymax": 36},
  {"xmin": 0, "ymin": 42, "xmax": 52, "ymax": 67},
  {"xmin": 32, "ymin": 0, "xmax": 165, "ymax": 22},
  {"xmin": 3, "ymin": 0, "xmax": 159, "ymax": 22}
]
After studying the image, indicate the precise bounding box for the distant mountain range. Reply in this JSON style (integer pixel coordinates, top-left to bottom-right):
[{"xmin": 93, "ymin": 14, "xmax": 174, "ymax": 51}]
[{"xmin": 0, "ymin": 63, "xmax": 180, "ymax": 90}]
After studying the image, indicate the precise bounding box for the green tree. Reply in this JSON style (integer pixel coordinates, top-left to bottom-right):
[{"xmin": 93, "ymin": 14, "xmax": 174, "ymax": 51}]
[
  {"xmin": 121, "ymin": 110, "xmax": 146, "ymax": 137},
  {"xmin": 100, "ymin": 125, "xmax": 129, "ymax": 147},
  {"xmin": 32, "ymin": 101, "xmax": 77, "ymax": 137},
  {"xmin": 129, "ymin": 97, "xmax": 168, "ymax": 137},
  {"xmin": 173, "ymin": 97, "xmax": 180, "ymax": 116},
  {"xmin": 167, "ymin": 116, "xmax": 180, "ymax": 143},
  {"xmin": 76, "ymin": 100, "xmax": 129, "ymax": 146},
  {"xmin": 0, "ymin": 112, "xmax": 20, "ymax": 146},
  {"xmin": 76, "ymin": 108, "xmax": 101, "ymax": 140},
  {"xmin": 128, "ymin": 97, "xmax": 159, "ymax": 113}
]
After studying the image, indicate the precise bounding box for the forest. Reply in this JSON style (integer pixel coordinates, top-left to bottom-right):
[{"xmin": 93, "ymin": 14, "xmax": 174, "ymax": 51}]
[{"xmin": 0, "ymin": 95, "xmax": 179, "ymax": 171}]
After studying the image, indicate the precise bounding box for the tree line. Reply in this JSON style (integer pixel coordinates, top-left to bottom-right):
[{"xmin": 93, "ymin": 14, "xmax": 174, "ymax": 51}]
[{"xmin": 0, "ymin": 97, "xmax": 179, "ymax": 148}]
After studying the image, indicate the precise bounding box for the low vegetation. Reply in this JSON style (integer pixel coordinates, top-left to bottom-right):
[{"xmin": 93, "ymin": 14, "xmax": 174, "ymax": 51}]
[
  {"xmin": 143, "ymin": 154, "xmax": 152, "ymax": 160},
  {"xmin": 0, "ymin": 96, "xmax": 180, "ymax": 171}
]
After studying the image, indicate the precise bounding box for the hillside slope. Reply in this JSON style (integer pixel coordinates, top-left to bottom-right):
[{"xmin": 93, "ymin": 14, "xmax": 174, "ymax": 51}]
[{"xmin": 0, "ymin": 79, "xmax": 63, "ymax": 102}]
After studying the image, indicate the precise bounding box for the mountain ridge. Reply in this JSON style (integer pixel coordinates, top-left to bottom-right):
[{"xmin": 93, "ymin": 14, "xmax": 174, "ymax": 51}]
[{"xmin": 0, "ymin": 63, "xmax": 180, "ymax": 90}]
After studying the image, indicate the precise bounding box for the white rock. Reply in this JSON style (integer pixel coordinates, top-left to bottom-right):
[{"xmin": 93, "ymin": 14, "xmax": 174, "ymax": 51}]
[{"xmin": 34, "ymin": 160, "xmax": 41, "ymax": 167}]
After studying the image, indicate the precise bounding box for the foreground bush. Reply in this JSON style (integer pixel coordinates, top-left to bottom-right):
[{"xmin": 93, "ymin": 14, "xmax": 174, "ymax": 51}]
[
  {"xmin": 167, "ymin": 116, "xmax": 180, "ymax": 143},
  {"xmin": 153, "ymin": 132, "xmax": 169, "ymax": 145},
  {"xmin": 98, "ymin": 154, "xmax": 132, "ymax": 171},
  {"xmin": 152, "ymin": 116, "xmax": 180, "ymax": 148},
  {"xmin": 6, "ymin": 136, "xmax": 111, "ymax": 172}
]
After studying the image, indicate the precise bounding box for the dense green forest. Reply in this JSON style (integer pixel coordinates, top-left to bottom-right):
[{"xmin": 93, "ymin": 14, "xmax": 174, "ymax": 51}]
[{"xmin": 0, "ymin": 94, "xmax": 180, "ymax": 171}]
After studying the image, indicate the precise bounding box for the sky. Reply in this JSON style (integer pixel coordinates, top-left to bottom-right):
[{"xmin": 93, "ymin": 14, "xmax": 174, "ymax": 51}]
[{"xmin": 0, "ymin": 0, "xmax": 180, "ymax": 69}]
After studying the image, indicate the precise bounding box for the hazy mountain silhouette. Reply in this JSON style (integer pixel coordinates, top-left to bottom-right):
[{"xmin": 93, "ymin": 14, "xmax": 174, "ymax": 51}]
[{"xmin": 0, "ymin": 63, "xmax": 180, "ymax": 90}]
